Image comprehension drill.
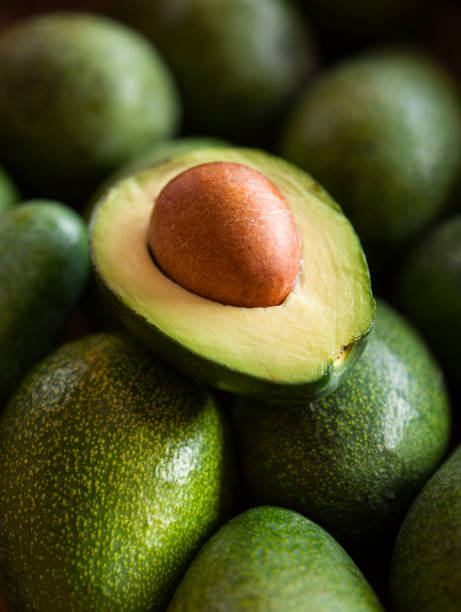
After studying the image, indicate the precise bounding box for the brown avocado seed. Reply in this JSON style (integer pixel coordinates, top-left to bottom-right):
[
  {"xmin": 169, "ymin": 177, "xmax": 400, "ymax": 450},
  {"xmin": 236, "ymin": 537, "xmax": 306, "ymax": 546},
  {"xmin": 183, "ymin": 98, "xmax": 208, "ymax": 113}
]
[{"xmin": 148, "ymin": 161, "xmax": 302, "ymax": 308}]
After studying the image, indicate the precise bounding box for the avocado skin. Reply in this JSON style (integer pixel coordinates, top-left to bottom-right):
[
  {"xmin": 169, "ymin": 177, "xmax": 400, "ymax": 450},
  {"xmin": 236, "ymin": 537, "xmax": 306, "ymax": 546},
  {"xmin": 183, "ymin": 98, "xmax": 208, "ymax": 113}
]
[
  {"xmin": 0, "ymin": 333, "xmax": 235, "ymax": 611},
  {"xmin": 390, "ymin": 445, "xmax": 461, "ymax": 611},
  {"xmin": 167, "ymin": 506, "xmax": 383, "ymax": 611},
  {"xmin": 281, "ymin": 49, "xmax": 461, "ymax": 262},
  {"xmin": 0, "ymin": 201, "xmax": 89, "ymax": 407},
  {"xmin": 0, "ymin": 165, "xmax": 18, "ymax": 214},
  {"xmin": 113, "ymin": 0, "xmax": 314, "ymax": 143},
  {"xmin": 396, "ymin": 215, "xmax": 461, "ymax": 382},
  {"xmin": 232, "ymin": 300, "xmax": 451, "ymax": 550},
  {"xmin": 0, "ymin": 13, "xmax": 180, "ymax": 202}
]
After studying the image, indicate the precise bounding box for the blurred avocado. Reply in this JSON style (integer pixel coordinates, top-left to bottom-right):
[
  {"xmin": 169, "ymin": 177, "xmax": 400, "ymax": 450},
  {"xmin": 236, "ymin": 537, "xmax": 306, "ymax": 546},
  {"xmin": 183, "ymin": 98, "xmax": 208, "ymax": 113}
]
[
  {"xmin": 396, "ymin": 215, "xmax": 461, "ymax": 384},
  {"xmin": 281, "ymin": 49, "xmax": 461, "ymax": 271},
  {"xmin": 0, "ymin": 12, "xmax": 180, "ymax": 204},
  {"xmin": 112, "ymin": 0, "xmax": 316, "ymax": 144},
  {"xmin": 0, "ymin": 165, "xmax": 18, "ymax": 214}
]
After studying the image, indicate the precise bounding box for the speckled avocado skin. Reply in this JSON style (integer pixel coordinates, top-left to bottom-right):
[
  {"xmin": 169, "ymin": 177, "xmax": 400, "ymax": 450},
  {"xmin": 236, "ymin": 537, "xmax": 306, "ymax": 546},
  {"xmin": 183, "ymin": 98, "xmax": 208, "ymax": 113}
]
[
  {"xmin": 390, "ymin": 444, "xmax": 461, "ymax": 611},
  {"xmin": 167, "ymin": 506, "xmax": 384, "ymax": 611},
  {"xmin": 232, "ymin": 300, "xmax": 451, "ymax": 549},
  {"xmin": 0, "ymin": 333, "xmax": 235, "ymax": 611},
  {"xmin": 0, "ymin": 201, "xmax": 89, "ymax": 407}
]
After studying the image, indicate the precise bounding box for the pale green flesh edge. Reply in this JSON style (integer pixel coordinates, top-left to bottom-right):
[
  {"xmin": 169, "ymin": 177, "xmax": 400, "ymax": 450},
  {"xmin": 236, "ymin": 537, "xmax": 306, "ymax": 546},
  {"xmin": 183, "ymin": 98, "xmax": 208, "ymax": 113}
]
[{"xmin": 90, "ymin": 148, "xmax": 374, "ymax": 384}]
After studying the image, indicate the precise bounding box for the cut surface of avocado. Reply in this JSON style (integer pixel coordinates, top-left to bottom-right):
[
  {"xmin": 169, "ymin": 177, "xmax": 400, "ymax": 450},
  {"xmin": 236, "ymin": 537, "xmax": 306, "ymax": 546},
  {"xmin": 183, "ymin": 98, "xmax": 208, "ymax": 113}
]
[{"xmin": 90, "ymin": 148, "xmax": 374, "ymax": 401}]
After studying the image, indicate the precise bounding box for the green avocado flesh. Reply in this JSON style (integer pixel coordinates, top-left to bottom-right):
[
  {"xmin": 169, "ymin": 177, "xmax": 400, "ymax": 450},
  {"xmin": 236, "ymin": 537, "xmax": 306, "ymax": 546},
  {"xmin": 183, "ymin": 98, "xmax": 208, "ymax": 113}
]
[
  {"xmin": 0, "ymin": 333, "xmax": 234, "ymax": 611},
  {"xmin": 90, "ymin": 148, "xmax": 374, "ymax": 402},
  {"xmin": 168, "ymin": 506, "xmax": 383, "ymax": 611}
]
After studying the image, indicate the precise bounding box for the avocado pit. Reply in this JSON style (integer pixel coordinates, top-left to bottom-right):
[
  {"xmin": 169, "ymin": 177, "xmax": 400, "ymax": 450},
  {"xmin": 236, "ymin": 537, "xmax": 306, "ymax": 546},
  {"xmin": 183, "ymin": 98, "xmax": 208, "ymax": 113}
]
[{"xmin": 148, "ymin": 162, "xmax": 302, "ymax": 308}]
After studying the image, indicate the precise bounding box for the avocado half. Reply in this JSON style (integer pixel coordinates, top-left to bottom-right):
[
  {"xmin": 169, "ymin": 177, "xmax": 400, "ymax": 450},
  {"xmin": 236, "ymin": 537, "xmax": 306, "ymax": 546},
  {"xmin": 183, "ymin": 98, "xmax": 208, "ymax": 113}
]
[{"xmin": 89, "ymin": 148, "xmax": 375, "ymax": 403}]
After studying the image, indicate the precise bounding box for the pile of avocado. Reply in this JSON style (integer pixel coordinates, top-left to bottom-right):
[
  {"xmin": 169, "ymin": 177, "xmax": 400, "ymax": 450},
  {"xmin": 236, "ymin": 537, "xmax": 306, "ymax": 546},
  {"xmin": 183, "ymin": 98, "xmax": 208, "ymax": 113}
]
[{"xmin": 0, "ymin": 2, "xmax": 460, "ymax": 611}]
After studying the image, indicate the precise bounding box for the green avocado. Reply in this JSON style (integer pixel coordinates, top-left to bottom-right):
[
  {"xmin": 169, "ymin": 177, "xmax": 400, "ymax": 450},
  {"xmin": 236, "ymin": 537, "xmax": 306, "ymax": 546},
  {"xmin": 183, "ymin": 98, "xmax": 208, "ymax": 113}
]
[
  {"xmin": 232, "ymin": 300, "xmax": 451, "ymax": 549},
  {"xmin": 0, "ymin": 13, "xmax": 180, "ymax": 202},
  {"xmin": 0, "ymin": 164, "xmax": 18, "ymax": 214},
  {"xmin": 281, "ymin": 49, "xmax": 461, "ymax": 264},
  {"xmin": 0, "ymin": 333, "xmax": 235, "ymax": 611},
  {"xmin": 0, "ymin": 200, "xmax": 89, "ymax": 407},
  {"xmin": 396, "ymin": 215, "xmax": 461, "ymax": 383},
  {"xmin": 113, "ymin": 0, "xmax": 315, "ymax": 142},
  {"xmin": 390, "ymin": 444, "xmax": 461, "ymax": 611},
  {"xmin": 167, "ymin": 506, "xmax": 384, "ymax": 611},
  {"xmin": 89, "ymin": 147, "xmax": 375, "ymax": 403}
]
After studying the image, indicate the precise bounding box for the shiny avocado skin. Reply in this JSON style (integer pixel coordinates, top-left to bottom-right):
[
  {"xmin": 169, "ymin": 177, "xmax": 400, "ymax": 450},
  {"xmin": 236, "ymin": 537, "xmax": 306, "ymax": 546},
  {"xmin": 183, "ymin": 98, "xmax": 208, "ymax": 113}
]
[
  {"xmin": 232, "ymin": 300, "xmax": 451, "ymax": 549},
  {"xmin": 0, "ymin": 201, "xmax": 89, "ymax": 407},
  {"xmin": 0, "ymin": 333, "xmax": 235, "ymax": 611},
  {"xmin": 390, "ymin": 445, "xmax": 461, "ymax": 611},
  {"xmin": 167, "ymin": 506, "xmax": 384, "ymax": 611}
]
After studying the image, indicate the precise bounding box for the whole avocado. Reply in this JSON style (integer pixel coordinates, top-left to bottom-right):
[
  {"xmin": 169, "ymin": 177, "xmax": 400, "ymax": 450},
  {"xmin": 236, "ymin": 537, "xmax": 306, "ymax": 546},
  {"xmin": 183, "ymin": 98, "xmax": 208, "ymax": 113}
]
[
  {"xmin": 0, "ymin": 200, "xmax": 89, "ymax": 407},
  {"xmin": 396, "ymin": 215, "xmax": 461, "ymax": 382},
  {"xmin": 0, "ymin": 333, "xmax": 235, "ymax": 611},
  {"xmin": 113, "ymin": 0, "xmax": 315, "ymax": 142},
  {"xmin": 281, "ymin": 49, "xmax": 461, "ymax": 264},
  {"xmin": 167, "ymin": 506, "xmax": 383, "ymax": 611},
  {"xmin": 232, "ymin": 300, "xmax": 451, "ymax": 550},
  {"xmin": 0, "ymin": 13, "xmax": 180, "ymax": 202},
  {"xmin": 390, "ymin": 445, "xmax": 461, "ymax": 611}
]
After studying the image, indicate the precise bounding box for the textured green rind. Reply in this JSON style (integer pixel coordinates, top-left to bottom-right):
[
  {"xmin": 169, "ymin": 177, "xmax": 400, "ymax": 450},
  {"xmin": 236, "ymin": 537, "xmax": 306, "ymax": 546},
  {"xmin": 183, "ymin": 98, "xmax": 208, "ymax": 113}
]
[
  {"xmin": 0, "ymin": 333, "xmax": 235, "ymax": 611},
  {"xmin": 390, "ymin": 445, "xmax": 461, "ymax": 612},
  {"xmin": 232, "ymin": 300, "xmax": 451, "ymax": 548},
  {"xmin": 396, "ymin": 215, "xmax": 461, "ymax": 381},
  {"xmin": 0, "ymin": 201, "xmax": 89, "ymax": 407},
  {"xmin": 167, "ymin": 506, "xmax": 384, "ymax": 611},
  {"xmin": 0, "ymin": 164, "xmax": 18, "ymax": 213},
  {"xmin": 90, "ymin": 147, "xmax": 374, "ymax": 404},
  {"xmin": 113, "ymin": 0, "xmax": 315, "ymax": 141},
  {"xmin": 0, "ymin": 13, "xmax": 180, "ymax": 201},
  {"xmin": 281, "ymin": 49, "xmax": 461, "ymax": 258}
]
